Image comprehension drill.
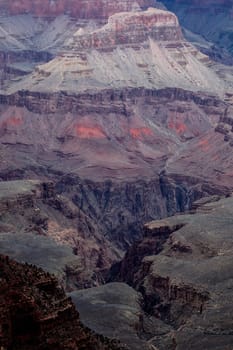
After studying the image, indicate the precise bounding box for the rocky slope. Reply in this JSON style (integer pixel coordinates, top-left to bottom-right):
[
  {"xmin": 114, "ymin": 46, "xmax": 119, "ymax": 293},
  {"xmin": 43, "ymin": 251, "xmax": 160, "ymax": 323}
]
[
  {"xmin": 0, "ymin": 0, "xmax": 233, "ymax": 297},
  {"xmin": 4, "ymin": 7, "xmax": 233, "ymax": 95},
  {"xmin": 0, "ymin": 0, "xmax": 156, "ymax": 57},
  {"xmin": 70, "ymin": 283, "xmax": 149, "ymax": 350},
  {"xmin": 163, "ymin": 0, "xmax": 233, "ymax": 60},
  {"xmin": 0, "ymin": 254, "xmax": 126, "ymax": 350},
  {"xmin": 109, "ymin": 195, "xmax": 233, "ymax": 349},
  {"xmin": 0, "ymin": 3, "xmax": 233, "ymax": 349},
  {"xmin": 0, "ymin": 0, "xmax": 155, "ymax": 18},
  {"xmin": 0, "ymin": 88, "xmax": 231, "ymax": 254},
  {"xmin": 0, "ymin": 0, "xmax": 156, "ymax": 90},
  {"xmin": 0, "ymin": 179, "xmax": 124, "ymax": 289}
]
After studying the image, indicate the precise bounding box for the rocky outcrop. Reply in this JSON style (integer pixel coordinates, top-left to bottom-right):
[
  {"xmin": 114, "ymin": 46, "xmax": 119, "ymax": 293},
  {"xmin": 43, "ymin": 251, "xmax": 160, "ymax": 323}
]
[
  {"xmin": 0, "ymin": 87, "xmax": 225, "ymax": 114},
  {"xmin": 7, "ymin": 13, "xmax": 231, "ymax": 95},
  {"xmin": 215, "ymin": 105, "xmax": 233, "ymax": 145},
  {"xmin": 70, "ymin": 283, "xmax": 149, "ymax": 350},
  {"xmin": 0, "ymin": 0, "xmax": 155, "ymax": 18},
  {"xmin": 163, "ymin": 0, "xmax": 233, "ymax": 58},
  {"xmin": 67, "ymin": 8, "xmax": 182, "ymax": 51},
  {"xmin": 0, "ymin": 1, "xmax": 157, "ymax": 90},
  {"xmin": 110, "ymin": 196, "xmax": 233, "ymax": 349},
  {"xmin": 0, "ymin": 180, "xmax": 53, "ymax": 214},
  {"xmin": 0, "ymin": 86, "xmax": 231, "ymax": 280},
  {"xmin": 0, "ymin": 254, "xmax": 126, "ymax": 350},
  {"xmin": 0, "ymin": 180, "xmax": 121, "ymax": 289}
]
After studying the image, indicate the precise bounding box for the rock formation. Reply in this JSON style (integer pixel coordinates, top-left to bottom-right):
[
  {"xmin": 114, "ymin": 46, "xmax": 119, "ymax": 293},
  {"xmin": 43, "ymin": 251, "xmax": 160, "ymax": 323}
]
[
  {"xmin": 4, "ymin": 6, "xmax": 232, "ymax": 95},
  {"xmin": 70, "ymin": 283, "xmax": 149, "ymax": 350},
  {"xmin": 163, "ymin": 0, "xmax": 233, "ymax": 60},
  {"xmin": 0, "ymin": 88, "xmax": 231, "ymax": 258},
  {"xmin": 0, "ymin": 0, "xmax": 232, "ymax": 284},
  {"xmin": 109, "ymin": 195, "xmax": 233, "ymax": 349},
  {"xmin": 0, "ymin": 254, "xmax": 126, "ymax": 349},
  {"xmin": 0, "ymin": 0, "xmax": 155, "ymax": 18},
  {"xmin": 0, "ymin": 179, "xmax": 122, "ymax": 289},
  {"xmin": 0, "ymin": 2, "xmax": 232, "ymax": 349}
]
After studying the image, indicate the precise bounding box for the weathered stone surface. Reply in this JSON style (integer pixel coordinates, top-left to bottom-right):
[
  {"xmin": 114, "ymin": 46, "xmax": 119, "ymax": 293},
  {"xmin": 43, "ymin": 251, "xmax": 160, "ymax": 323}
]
[
  {"xmin": 0, "ymin": 0, "xmax": 155, "ymax": 18},
  {"xmin": 0, "ymin": 3, "xmax": 232, "ymax": 349},
  {"xmin": 70, "ymin": 283, "xmax": 150, "ymax": 350},
  {"xmin": 0, "ymin": 180, "xmax": 121, "ymax": 289},
  {"xmin": 0, "ymin": 88, "xmax": 230, "ymax": 257},
  {"xmin": 67, "ymin": 8, "xmax": 181, "ymax": 51},
  {"xmin": 111, "ymin": 196, "xmax": 233, "ymax": 349},
  {"xmin": 0, "ymin": 254, "xmax": 126, "ymax": 350},
  {"xmin": 163, "ymin": 0, "xmax": 233, "ymax": 59},
  {"xmin": 6, "ymin": 10, "xmax": 232, "ymax": 95}
]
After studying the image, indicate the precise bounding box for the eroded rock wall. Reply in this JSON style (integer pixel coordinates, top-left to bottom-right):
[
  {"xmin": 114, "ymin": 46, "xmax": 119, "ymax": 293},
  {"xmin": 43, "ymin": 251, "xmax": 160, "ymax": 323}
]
[
  {"xmin": 0, "ymin": 254, "xmax": 126, "ymax": 349},
  {"xmin": 0, "ymin": 0, "xmax": 155, "ymax": 18}
]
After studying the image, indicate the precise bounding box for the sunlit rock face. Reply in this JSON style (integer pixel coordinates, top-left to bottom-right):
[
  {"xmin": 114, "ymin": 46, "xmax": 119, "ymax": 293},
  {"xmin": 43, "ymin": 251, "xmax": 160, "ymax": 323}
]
[
  {"xmin": 6, "ymin": 6, "xmax": 232, "ymax": 96},
  {"xmin": 67, "ymin": 7, "xmax": 181, "ymax": 50}
]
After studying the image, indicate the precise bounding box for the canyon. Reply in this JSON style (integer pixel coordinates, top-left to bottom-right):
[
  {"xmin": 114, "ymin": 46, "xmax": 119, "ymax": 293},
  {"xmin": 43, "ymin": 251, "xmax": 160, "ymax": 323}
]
[
  {"xmin": 72, "ymin": 195, "xmax": 233, "ymax": 349},
  {"xmin": 0, "ymin": 0, "xmax": 233, "ymax": 349},
  {"xmin": 0, "ymin": 253, "xmax": 125, "ymax": 349}
]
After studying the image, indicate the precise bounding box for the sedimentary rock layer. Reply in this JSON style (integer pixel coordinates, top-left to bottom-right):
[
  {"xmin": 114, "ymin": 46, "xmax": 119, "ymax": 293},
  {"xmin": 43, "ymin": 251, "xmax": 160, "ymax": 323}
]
[
  {"xmin": 0, "ymin": 0, "xmax": 155, "ymax": 17},
  {"xmin": 163, "ymin": 0, "xmax": 233, "ymax": 58},
  {"xmin": 5, "ymin": 7, "xmax": 232, "ymax": 95},
  {"xmin": 110, "ymin": 195, "xmax": 233, "ymax": 349},
  {"xmin": 0, "ymin": 254, "xmax": 125, "ymax": 349}
]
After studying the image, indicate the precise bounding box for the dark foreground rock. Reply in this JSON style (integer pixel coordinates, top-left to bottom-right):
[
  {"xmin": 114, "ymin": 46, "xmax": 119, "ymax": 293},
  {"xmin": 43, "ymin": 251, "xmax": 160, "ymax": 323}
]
[{"xmin": 0, "ymin": 254, "xmax": 126, "ymax": 350}]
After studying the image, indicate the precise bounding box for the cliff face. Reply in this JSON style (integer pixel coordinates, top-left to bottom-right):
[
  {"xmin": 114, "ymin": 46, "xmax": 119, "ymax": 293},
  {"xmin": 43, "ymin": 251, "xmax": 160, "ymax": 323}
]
[
  {"xmin": 163, "ymin": 0, "xmax": 233, "ymax": 58},
  {"xmin": 0, "ymin": 87, "xmax": 230, "ymax": 249},
  {"xmin": 110, "ymin": 196, "xmax": 233, "ymax": 349},
  {"xmin": 215, "ymin": 104, "xmax": 233, "ymax": 139},
  {"xmin": 0, "ymin": 87, "xmax": 229, "ymax": 185},
  {"xmin": 0, "ymin": 86, "xmax": 232, "ymax": 278},
  {"xmin": 0, "ymin": 4, "xmax": 232, "ymax": 349},
  {"xmin": 68, "ymin": 8, "xmax": 181, "ymax": 51},
  {"xmin": 0, "ymin": 0, "xmax": 155, "ymax": 18},
  {"xmin": 170, "ymin": 0, "xmax": 233, "ymax": 4},
  {"xmin": 4, "ymin": 7, "xmax": 232, "ymax": 95},
  {"xmin": 0, "ymin": 179, "xmax": 124, "ymax": 290},
  {"xmin": 0, "ymin": 254, "xmax": 125, "ymax": 350}
]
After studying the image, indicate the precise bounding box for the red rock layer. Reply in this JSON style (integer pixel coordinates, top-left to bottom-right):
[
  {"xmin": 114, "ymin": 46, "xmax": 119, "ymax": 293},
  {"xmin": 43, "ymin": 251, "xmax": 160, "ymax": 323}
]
[
  {"xmin": 71, "ymin": 8, "xmax": 181, "ymax": 50},
  {"xmin": 0, "ymin": 0, "xmax": 155, "ymax": 18}
]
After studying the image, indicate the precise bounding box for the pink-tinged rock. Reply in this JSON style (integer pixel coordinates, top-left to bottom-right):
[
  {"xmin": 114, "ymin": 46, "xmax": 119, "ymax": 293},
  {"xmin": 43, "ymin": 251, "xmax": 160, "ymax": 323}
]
[{"xmin": 0, "ymin": 0, "xmax": 155, "ymax": 17}]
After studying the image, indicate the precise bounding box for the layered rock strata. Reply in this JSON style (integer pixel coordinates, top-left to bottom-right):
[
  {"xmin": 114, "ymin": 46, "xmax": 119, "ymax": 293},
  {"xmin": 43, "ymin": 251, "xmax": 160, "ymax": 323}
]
[
  {"xmin": 0, "ymin": 0, "xmax": 155, "ymax": 18},
  {"xmin": 215, "ymin": 105, "xmax": 233, "ymax": 145},
  {"xmin": 0, "ymin": 179, "xmax": 122, "ymax": 289},
  {"xmin": 6, "ymin": 7, "xmax": 232, "ymax": 95},
  {"xmin": 163, "ymin": 0, "xmax": 233, "ymax": 59},
  {"xmin": 0, "ymin": 87, "xmax": 231, "ymax": 257},
  {"xmin": 110, "ymin": 196, "xmax": 233, "ymax": 349},
  {"xmin": 0, "ymin": 254, "xmax": 126, "ymax": 350}
]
